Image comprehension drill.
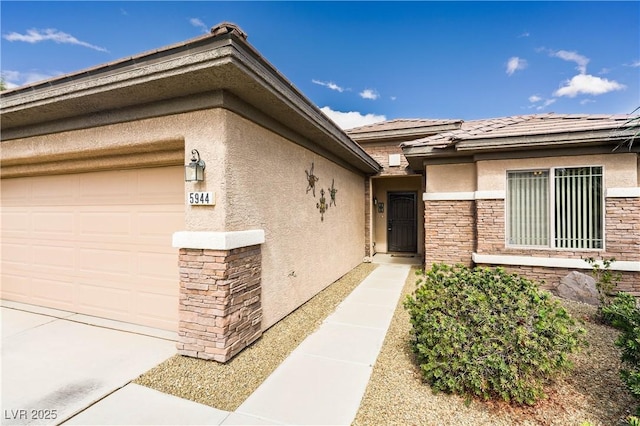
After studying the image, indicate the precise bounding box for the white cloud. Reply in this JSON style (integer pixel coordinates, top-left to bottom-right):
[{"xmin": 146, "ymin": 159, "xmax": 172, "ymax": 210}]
[
  {"xmin": 506, "ymin": 57, "xmax": 527, "ymax": 76},
  {"xmin": 627, "ymin": 60, "xmax": 640, "ymax": 68},
  {"xmin": 359, "ymin": 88, "xmax": 379, "ymax": 100},
  {"xmin": 312, "ymin": 79, "xmax": 345, "ymax": 93},
  {"xmin": 190, "ymin": 18, "xmax": 208, "ymax": 33},
  {"xmin": 1, "ymin": 69, "xmax": 63, "ymax": 88},
  {"xmin": 536, "ymin": 98, "xmax": 556, "ymax": 111},
  {"xmin": 3, "ymin": 28, "xmax": 108, "ymax": 52},
  {"xmin": 320, "ymin": 106, "xmax": 386, "ymax": 130},
  {"xmin": 580, "ymin": 99, "xmax": 595, "ymax": 105},
  {"xmin": 551, "ymin": 50, "xmax": 589, "ymax": 74},
  {"xmin": 554, "ymin": 74, "xmax": 626, "ymax": 98},
  {"xmin": 528, "ymin": 94, "xmax": 555, "ymax": 110},
  {"xmin": 518, "ymin": 32, "xmax": 530, "ymax": 38}
]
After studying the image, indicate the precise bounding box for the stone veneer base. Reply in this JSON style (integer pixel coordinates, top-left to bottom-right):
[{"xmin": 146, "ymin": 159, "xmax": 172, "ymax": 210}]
[{"xmin": 176, "ymin": 245, "xmax": 262, "ymax": 363}]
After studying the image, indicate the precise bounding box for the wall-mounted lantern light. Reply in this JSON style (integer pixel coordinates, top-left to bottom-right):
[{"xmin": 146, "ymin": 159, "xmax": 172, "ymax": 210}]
[
  {"xmin": 185, "ymin": 149, "xmax": 206, "ymax": 182},
  {"xmin": 373, "ymin": 196, "xmax": 378, "ymax": 206}
]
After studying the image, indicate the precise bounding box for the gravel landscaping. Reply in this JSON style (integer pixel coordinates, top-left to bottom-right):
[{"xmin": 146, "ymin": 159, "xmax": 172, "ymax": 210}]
[
  {"xmin": 136, "ymin": 263, "xmax": 635, "ymax": 425},
  {"xmin": 134, "ymin": 262, "xmax": 377, "ymax": 411},
  {"xmin": 354, "ymin": 267, "xmax": 636, "ymax": 426}
]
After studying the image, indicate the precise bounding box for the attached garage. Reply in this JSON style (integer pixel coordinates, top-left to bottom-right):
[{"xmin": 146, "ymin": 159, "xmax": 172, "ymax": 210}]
[
  {"xmin": 1, "ymin": 166, "xmax": 184, "ymax": 331},
  {"xmin": 1, "ymin": 23, "xmax": 382, "ymax": 361}
]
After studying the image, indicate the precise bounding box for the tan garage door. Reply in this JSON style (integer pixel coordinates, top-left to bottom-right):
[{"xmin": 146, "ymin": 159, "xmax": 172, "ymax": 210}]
[{"xmin": 1, "ymin": 166, "xmax": 184, "ymax": 331}]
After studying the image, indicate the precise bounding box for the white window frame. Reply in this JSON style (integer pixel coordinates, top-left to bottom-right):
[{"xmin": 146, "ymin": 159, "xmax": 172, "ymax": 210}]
[{"xmin": 505, "ymin": 165, "xmax": 605, "ymax": 251}]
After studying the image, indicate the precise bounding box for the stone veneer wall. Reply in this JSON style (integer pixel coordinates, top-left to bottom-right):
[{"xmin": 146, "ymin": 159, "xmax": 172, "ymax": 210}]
[
  {"xmin": 177, "ymin": 245, "xmax": 262, "ymax": 362},
  {"xmin": 362, "ymin": 144, "xmax": 414, "ymax": 176},
  {"xmin": 499, "ymin": 266, "xmax": 639, "ymax": 297},
  {"xmin": 424, "ymin": 200, "xmax": 475, "ymax": 267},
  {"xmin": 474, "ymin": 197, "xmax": 640, "ymax": 295}
]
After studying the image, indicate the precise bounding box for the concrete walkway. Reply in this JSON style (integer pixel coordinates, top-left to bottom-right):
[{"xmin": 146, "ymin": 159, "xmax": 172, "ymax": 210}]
[{"xmin": 60, "ymin": 263, "xmax": 412, "ymax": 425}]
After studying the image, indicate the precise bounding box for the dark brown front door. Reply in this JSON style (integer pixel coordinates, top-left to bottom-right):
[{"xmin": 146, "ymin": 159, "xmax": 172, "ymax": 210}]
[{"xmin": 387, "ymin": 192, "xmax": 417, "ymax": 252}]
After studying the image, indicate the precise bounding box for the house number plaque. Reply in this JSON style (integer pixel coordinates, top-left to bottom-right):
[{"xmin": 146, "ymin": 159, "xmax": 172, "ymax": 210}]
[{"xmin": 188, "ymin": 192, "xmax": 215, "ymax": 205}]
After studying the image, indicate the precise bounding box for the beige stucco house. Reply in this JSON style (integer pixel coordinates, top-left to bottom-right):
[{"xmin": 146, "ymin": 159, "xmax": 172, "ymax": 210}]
[
  {"xmin": 2, "ymin": 23, "xmax": 639, "ymax": 362},
  {"xmin": 1, "ymin": 23, "xmax": 380, "ymax": 362},
  {"xmin": 350, "ymin": 114, "xmax": 639, "ymax": 295},
  {"xmin": 401, "ymin": 114, "xmax": 640, "ymax": 296}
]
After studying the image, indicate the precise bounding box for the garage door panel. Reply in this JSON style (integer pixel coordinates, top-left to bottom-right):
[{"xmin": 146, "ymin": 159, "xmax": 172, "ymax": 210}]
[
  {"xmin": 1, "ymin": 166, "xmax": 184, "ymax": 331},
  {"xmin": 136, "ymin": 291, "xmax": 177, "ymax": 328},
  {"xmin": 2, "ymin": 209, "xmax": 30, "ymax": 233},
  {"xmin": 137, "ymin": 210, "xmax": 184, "ymax": 237},
  {"xmin": 137, "ymin": 252, "xmax": 177, "ymax": 278},
  {"xmin": 33, "ymin": 212, "xmax": 74, "ymax": 233},
  {"xmin": 34, "ymin": 245, "xmax": 75, "ymax": 269},
  {"xmin": 79, "ymin": 248, "xmax": 132, "ymax": 276},
  {"xmin": 79, "ymin": 170, "xmax": 136, "ymax": 201},
  {"xmin": 31, "ymin": 175, "xmax": 78, "ymax": 202},
  {"xmin": 1, "ymin": 274, "xmax": 31, "ymax": 300},
  {"xmin": 137, "ymin": 168, "xmax": 184, "ymax": 201},
  {"xmin": 31, "ymin": 277, "xmax": 75, "ymax": 306},
  {"xmin": 79, "ymin": 212, "xmax": 131, "ymax": 236},
  {"xmin": 77, "ymin": 282, "xmax": 131, "ymax": 319},
  {"xmin": 1, "ymin": 180, "xmax": 30, "ymax": 204},
  {"xmin": 2, "ymin": 242, "xmax": 32, "ymax": 264}
]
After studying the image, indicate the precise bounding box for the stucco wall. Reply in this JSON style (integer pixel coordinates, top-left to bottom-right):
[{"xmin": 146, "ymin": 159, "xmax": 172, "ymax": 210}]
[
  {"xmin": 424, "ymin": 154, "xmax": 638, "ymax": 194},
  {"xmin": 476, "ymin": 153, "xmax": 638, "ymax": 192},
  {"xmin": 421, "ymin": 152, "xmax": 639, "ymax": 293},
  {"xmin": 223, "ymin": 111, "xmax": 366, "ymax": 329},
  {"xmin": 426, "ymin": 163, "xmax": 476, "ymax": 193}
]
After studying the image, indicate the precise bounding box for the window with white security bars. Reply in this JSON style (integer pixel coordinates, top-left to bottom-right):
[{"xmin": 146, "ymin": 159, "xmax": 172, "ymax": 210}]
[{"xmin": 507, "ymin": 166, "xmax": 603, "ymax": 249}]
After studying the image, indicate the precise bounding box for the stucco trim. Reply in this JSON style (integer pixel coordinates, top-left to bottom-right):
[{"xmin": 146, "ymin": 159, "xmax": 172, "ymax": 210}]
[
  {"xmin": 606, "ymin": 187, "xmax": 640, "ymax": 198},
  {"xmin": 422, "ymin": 190, "xmax": 506, "ymax": 201},
  {"xmin": 423, "ymin": 192, "xmax": 475, "ymax": 201},
  {"xmin": 475, "ymin": 190, "xmax": 506, "ymax": 200},
  {"xmin": 472, "ymin": 253, "xmax": 640, "ymax": 272},
  {"xmin": 173, "ymin": 230, "xmax": 266, "ymax": 250}
]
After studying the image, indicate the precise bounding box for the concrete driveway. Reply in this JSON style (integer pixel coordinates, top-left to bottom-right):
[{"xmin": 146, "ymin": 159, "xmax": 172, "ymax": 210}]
[{"xmin": 1, "ymin": 301, "xmax": 176, "ymax": 426}]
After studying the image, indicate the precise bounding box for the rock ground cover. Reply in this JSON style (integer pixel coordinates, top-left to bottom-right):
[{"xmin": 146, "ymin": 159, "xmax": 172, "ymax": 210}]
[
  {"xmin": 353, "ymin": 267, "xmax": 635, "ymax": 426},
  {"xmin": 134, "ymin": 262, "xmax": 377, "ymax": 411},
  {"xmin": 136, "ymin": 263, "xmax": 635, "ymax": 424}
]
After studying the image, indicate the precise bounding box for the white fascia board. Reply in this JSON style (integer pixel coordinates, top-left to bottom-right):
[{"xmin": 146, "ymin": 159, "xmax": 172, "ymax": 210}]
[
  {"xmin": 173, "ymin": 230, "xmax": 265, "ymax": 250},
  {"xmin": 606, "ymin": 187, "xmax": 640, "ymax": 198},
  {"xmin": 472, "ymin": 253, "xmax": 640, "ymax": 272}
]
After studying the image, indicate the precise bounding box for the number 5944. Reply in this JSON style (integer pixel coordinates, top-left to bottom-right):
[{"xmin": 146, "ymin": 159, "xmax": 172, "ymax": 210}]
[{"xmin": 188, "ymin": 192, "xmax": 214, "ymax": 205}]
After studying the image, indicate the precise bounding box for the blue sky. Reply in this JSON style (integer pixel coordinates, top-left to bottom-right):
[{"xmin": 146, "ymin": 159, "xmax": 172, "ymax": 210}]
[{"xmin": 2, "ymin": 1, "xmax": 639, "ymax": 129}]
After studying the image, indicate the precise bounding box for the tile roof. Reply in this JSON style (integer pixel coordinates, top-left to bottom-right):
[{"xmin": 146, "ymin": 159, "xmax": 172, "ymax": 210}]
[
  {"xmin": 347, "ymin": 118, "xmax": 462, "ymax": 134},
  {"xmin": 402, "ymin": 113, "xmax": 637, "ymax": 148}
]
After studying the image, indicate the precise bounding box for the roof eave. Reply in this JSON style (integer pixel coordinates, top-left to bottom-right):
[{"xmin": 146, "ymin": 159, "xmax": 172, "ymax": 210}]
[
  {"xmin": 349, "ymin": 122, "xmax": 462, "ymax": 144},
  {"xmin": 0, "ymin": 29, "xmax": 380, "ymax": 174},
  {"xmin": 402, "ymin": 129, "xmax": 640, "ymax": 169}
]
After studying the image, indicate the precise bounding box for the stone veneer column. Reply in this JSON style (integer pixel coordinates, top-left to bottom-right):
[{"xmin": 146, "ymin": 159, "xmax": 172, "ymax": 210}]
[
  {"xmin": 172, "ymin": 230, "xmax": 265, "ymax": 363},
  {"xmin": 424, "ymin": 198, "xmax": 476, "ymax": 267}
]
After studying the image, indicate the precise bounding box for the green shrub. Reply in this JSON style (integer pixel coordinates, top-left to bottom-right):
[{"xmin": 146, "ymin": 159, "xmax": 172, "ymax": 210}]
[
  {"xmin": 585, "ymin": 257, "xmax": 622, "ymax": 320},
  {"xmin": 404, "ymin": 263, "xmax": 585, "ymax": 405},
  {"xmin": 602, "ymin": 292, "xmax": 640, "ymax": 415}
]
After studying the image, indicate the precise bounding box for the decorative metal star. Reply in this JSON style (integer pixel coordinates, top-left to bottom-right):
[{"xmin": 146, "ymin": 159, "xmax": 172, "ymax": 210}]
[
  {"xmin": 316, "ymin": 189, "xmax": 327, "ymax": 221},
  {"xmin": 305, "ymin": 162, "xmax": 319, "ymax": 197},
  {"xmin": 328, "ymin": 179, "xmax": 338, "ymax": 207}
]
